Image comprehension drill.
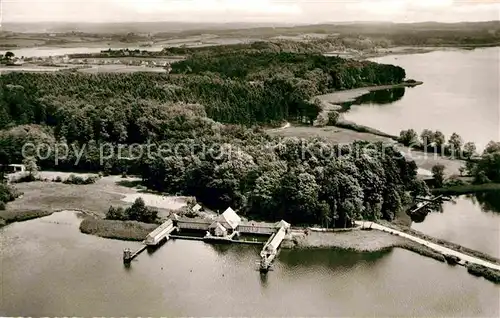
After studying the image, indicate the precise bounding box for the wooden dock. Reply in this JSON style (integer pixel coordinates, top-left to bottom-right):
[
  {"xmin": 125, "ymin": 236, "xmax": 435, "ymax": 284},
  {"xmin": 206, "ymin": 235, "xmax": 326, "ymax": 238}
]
[
  {"xmin": 123, "ymin": 245, "xmax": 147, "ymax": 263},
  {"xmin": 170, "ymin": 235, "xmax": 205, "ymax": 241},
  {"xmin": 259, "ymin": 222, "xmax": 290, "ymax": 273},
  {"xmin": 121, "ymin": 212, "xmax": 292, "ymax": 274},
  {"xmin": 410, "ymin": 195, "xmax": 445, "ymax": 215},
  {"xmin": 124, "ymin": 219, "xmax": 176, "ymax": 263}
]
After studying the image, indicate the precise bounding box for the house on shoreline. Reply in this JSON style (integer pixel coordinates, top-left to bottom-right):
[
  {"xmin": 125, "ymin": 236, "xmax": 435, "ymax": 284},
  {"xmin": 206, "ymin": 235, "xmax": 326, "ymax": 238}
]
[{"xmin": 208, "ymin": 207, "xmax": 241, "ymax": 237}]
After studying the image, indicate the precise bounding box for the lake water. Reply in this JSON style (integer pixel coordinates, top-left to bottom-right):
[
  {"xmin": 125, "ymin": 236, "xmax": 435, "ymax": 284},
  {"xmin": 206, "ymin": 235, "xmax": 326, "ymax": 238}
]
[
  {"xmin": 1, "ymin": 211, "xmax": 499, "ymax": 316},
  {"xmin": 412, "ymin": 193, "xmax": 500, "ymax": 258},
  {"xmin": 343, "ymin": 47, "xmax": 500, "ymax": 151}
]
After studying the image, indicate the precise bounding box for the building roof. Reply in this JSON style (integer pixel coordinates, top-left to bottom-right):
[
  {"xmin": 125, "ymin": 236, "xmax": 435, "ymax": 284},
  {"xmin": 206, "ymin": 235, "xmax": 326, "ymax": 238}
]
[
  {"xmin": 209, "ymin": 221, "xmax": 227, "ymax": 232},
  {"xmin": 275, "ymin": 220, "xmax": 290, "ymax": 229},
  {"xmin": 217, "ymin": 207, "xmax": 241, "ymax": 230}
]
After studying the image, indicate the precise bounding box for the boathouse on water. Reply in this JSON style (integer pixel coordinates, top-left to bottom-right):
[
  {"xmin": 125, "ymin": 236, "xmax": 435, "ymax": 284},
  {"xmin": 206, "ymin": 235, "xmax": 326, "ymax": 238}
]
[{"xmin": 209, "ymin": 207, "xmax": 241, "ymax": 237}]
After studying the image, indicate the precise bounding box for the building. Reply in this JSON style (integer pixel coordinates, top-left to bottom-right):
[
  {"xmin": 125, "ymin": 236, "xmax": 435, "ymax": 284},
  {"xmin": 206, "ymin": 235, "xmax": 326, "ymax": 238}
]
[
  {"xmin": 176, "ymin": 217, "xmax": 211, "ymax": 231},
  {"xmin": 209, "ymin": 222, "xmax": 228, "ymax": 237},
  {"xmin": 217, "ymin": 207, "xmax": 241, "ymax": 231},
  {"xmin": 1, "ymin": 164, "xmax": 25, "ymax": 173},
  {"xmin": 144, "ymin": 219, "xmax": 174, "ymax": 246},
  {"xmin": 208, "ymin": 207, "xmax": 241, "ymax": 237},
  {"xmin": 192, "ymin": 204, "xmax": 202, "ymax": 213}
]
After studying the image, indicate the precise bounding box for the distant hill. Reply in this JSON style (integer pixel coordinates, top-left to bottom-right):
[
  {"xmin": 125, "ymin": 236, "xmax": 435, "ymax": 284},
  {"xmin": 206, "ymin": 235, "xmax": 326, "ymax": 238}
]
[
  {"xmin": 0, "ymin": 22, "xmax": 298, "ymax": 34},
  {"xmin": 2, "ymin": 20, "xmax": 498, "ymax": 35}
]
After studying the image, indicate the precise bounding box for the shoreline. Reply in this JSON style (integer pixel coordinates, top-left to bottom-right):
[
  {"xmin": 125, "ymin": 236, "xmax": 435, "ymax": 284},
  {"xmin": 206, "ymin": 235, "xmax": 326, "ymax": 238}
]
[
  {"xmin": 313, "ymin": 81, "xmax": 422, "ymax": 133},
  {"xmin": 359, "ymin": 44, "xmax": 500, "ymax": 60},
  {"xmin": 3, "ymin": 208, "xmax": 499, "ymax": 284},
  {"xmin": 314, "ymin": 81, "xmax": 423, "ymax": 115}
]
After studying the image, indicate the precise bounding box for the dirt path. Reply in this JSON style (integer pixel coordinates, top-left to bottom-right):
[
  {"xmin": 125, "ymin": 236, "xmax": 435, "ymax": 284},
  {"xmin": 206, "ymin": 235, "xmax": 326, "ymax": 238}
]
[{"xmin": 355, "ymin": 221, "xmax": 500, "ymax": 271}]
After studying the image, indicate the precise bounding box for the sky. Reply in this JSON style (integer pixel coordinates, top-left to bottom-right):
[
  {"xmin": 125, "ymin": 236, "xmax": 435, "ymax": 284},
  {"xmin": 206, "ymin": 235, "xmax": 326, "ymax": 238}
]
[{"xmin": 2, "ymin": 0, "xmax": 499, "ymax": 23}]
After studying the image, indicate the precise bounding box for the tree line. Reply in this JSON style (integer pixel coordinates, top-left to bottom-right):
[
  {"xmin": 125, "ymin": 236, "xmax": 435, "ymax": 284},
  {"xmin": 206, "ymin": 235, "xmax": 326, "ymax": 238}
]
[{"xmin": 0, "ymin": 49, "xmax": 426, "ymax": 226}]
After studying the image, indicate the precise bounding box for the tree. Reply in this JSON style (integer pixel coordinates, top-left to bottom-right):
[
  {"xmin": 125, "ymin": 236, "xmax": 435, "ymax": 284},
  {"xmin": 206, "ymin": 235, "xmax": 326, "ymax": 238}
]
[
  {"xmin": 4, "ymin": 51, "xmax": 15, "ymax": 61},
  {"xmin": 459, "ymin": 166, "xmax": 465, "ymax": 177},
  {"xmin": 447, "ymin": 132, "xmax": 463, "ymax": 156},
  {"xmin": 463, "ymin": 142, "xmax": 477, "ymax": 159},
  {"xmin": 431, "ymin": 164, "xmax": 446, "ymax": 188},
  {"xmin": 399, "ymin": 129, "xmax": 419, "ymax": 146},
  {"xmin": 433, "ymin": 131, "xmax": 446, "ymax": 149},
  {"xmin": 328, "ymin": 111, "xmax": 340, "ymax": 125},
  {"xmin": 106, "ymin": 206, "xmax": 127, "ymax": 221},
  {"xmin": 420, "ymin": 129, "xmax": 435, "ymax": 147},
  {"xmin": 22, "ymin": 158, "xmax": 38, "ymax": 179}
]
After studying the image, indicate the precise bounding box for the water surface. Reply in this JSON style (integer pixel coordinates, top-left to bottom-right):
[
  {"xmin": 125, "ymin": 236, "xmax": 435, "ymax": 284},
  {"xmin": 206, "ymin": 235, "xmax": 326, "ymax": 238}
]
[
  {"xmin": 343, "ymin": 47, "xmax": 500, "ymax": 150},
  {"xmin": 412, "ymin": 193, "xmax": 500, "ymax": 258},
  {"xmin": 1, "ymin": 211, "xmax": 499, "ymax": 316}
]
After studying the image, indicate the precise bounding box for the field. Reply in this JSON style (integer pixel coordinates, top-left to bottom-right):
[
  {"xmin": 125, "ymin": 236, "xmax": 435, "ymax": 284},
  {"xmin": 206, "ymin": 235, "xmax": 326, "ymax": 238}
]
[
  {"xmin": 268, "ymin": 125, "xmax": 393, "ymax": 144},
  {"xmin": 5, "ymin": 172, "xmax": 189, "ymax": 219},
  {"xmin": 78, "ymin": 65, "xmax": 168, "ymax": 74}
]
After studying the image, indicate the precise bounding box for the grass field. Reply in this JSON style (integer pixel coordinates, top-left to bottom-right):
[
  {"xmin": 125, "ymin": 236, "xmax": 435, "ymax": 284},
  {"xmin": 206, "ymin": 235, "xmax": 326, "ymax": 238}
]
[
  {"xmin": 5, "ymin": 173, "xmax": 186, "ymax": 219},
  {"xmin": 79, "ymin": 218, "xmax": 158, "ymax": 241},
  {"xmin": 268, "ymin": 125, "xmax": 394, "ymax": 144}
]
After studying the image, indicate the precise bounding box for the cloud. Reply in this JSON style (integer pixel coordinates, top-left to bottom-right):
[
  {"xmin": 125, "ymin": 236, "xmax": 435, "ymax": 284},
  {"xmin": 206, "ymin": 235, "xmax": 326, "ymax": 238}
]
[{"xmin": 2, "ymin": 0, "xmax": 499, "ymax": 23}]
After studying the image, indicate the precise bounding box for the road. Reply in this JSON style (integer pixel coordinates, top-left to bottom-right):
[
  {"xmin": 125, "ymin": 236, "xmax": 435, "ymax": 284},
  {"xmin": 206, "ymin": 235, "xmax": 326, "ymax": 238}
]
[{"xmin": 355, "ymin": 221, "xmax": 500, "ymax": 271}]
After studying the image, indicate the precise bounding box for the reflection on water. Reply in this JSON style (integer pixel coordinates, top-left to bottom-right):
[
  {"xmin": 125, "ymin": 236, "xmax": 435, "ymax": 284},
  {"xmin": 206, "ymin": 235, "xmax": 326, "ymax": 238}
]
[
  {"xmin": 1, "ymin": 211, "xmax": 499, "ymax": 317},
  {"xmin": 411, "ymin": 193, "xmax": 500, "ymax": 258},
  {"xmin": 279, "ymin": 247, "xmax": 390, "ymax": 270},
  {"xmin": 343, "ymin": 48, "xmax": 500, "ymax": 151},
  {"xmin": 470, "ymin": 192, "xmax": 500, "ymax": 213},
  {"xmin": 342, "ymin": 87, "xmax": 406, "ymax": 109}
]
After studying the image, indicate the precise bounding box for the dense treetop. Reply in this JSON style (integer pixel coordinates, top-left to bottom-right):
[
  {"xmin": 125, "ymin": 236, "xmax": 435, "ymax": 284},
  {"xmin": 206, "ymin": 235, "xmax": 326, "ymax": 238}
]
[{"xmin": 0, "ymin": 48, "xmax": 426, "ymax": 226}]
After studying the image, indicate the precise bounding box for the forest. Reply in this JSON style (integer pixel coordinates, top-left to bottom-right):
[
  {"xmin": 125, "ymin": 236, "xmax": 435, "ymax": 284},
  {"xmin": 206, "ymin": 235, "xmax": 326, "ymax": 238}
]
[{"xmin": 0, "ymin": 49, "xmax": 427, "ymax": 227}]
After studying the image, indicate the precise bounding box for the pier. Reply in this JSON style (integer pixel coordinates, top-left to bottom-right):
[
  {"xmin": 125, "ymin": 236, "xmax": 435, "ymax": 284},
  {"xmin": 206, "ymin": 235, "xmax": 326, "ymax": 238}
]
[
  {"xmin": 122, "ymin": 206, "xmax": 292, "ymax": 274},
  {"xmin": 409, "ymin": 195, "xmax": 446, "ymax": 216},
  {"xmin": 123, "ymin": 219, "xmax": 176, "ymax": 263},
  {"xmin": 259, "ymin": 221, "xmax": 291, "ymax": 273}
]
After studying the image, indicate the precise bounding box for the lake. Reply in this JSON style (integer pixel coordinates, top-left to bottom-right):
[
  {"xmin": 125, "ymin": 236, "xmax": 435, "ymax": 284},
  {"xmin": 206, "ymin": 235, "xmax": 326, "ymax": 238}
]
[
  {"xmin": 412, "ymin": 193, "xmax": 500, "ymax": 258},
  {"xmin": 1, "ymin": 211, "xmax": 499, "ymax": 316},
  {"xmin": 343, "ymin": 47, "xmax": 500, "ymax": 151}
]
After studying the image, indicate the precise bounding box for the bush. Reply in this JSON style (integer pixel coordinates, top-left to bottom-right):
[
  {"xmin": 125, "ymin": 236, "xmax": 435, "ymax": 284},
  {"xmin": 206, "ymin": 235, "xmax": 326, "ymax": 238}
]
[
  {"xmin": 106, "ymin": 206, "xmax": 127, "ymax": 221},
  {"xmin": 0, "ymin": 184, "xmax": 21, "ymax": 203},
  {"xmin": 327, "ymin": 111, "xmax": 340, "ymax": 125},
  {"xmin": 0, "ymin": 201, "xmax": 5, "ymax": 210},
  {"xmin": 467, "ymin": 263, "xmax": 500, "ymax": 284},
  {"xmin": 12, "ymin": 173, "xmax": 38, "ymax": 183},
  {"xmin": 54, "ymin": 176, "xmax": 63, "ymax": 183},
  {"xmin": 106, "ymin": 198, "xmax": 159, "ymax": 224},
  {"xmin": 445, "ymin": 176, "xmax": 465, "ymax": 187},
  {"xmin": 64, "ymin": 174, "xmax": 99, "ymax": 185},
  {"xmin": 79, "ymin": 218, "xmax": 157, "ymax": 241},
  {"xmin": 0, "ymin": 209, "xmax": 53, "ymax": 222}
]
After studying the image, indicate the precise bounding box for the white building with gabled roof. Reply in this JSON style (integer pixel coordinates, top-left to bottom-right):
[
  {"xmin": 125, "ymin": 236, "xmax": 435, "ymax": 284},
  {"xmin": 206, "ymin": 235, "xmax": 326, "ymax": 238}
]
[{"xmin": 217, "ymin": 207, "xmax": 241, "ymax": 230}]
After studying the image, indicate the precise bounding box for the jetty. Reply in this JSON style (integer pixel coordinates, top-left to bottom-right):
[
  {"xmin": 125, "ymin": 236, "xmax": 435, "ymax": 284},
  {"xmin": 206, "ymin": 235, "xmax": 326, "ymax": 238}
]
[
  {"xmin": 409, "ymin": 195, "xmax": 445, "ymax": 216},
  {"xmin": 123, "ymin": 219, "xmax": 176, "ymax": 263},
  {"xmin": 259, "ymin": 220, "xmax": 291, "ymax": 273},
  {"xmin": 122, "ymin": 205, "xmax": 292, "ymax": 274}
]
